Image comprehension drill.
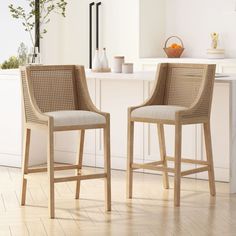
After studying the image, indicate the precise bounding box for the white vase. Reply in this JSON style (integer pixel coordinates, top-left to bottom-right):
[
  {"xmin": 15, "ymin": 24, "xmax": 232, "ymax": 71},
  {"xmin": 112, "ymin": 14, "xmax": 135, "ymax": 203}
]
[
  {"xmin": 100, "ymin": 48, "xmax": 109, "ymax": 69},
  {"xmin": 92, "ymin": 49, "xmax": 101, "ymax": 70}
]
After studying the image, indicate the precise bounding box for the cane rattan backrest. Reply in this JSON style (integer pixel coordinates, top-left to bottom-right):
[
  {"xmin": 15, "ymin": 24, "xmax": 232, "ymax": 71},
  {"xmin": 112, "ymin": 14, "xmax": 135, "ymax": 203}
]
[
  {"xmin": 164, "ymin": 64, "xmax": 206, "ymax": 107},
  {"xmin": 21, "ymin": 65, "xmax": 81, "ymax": 124},
  {"xmin": 27, "ymin": 65, "xmax": 77, "ymax": 113},
  {"xmin": 21, "ymin": 69, "xmax": 46, "ymax": 124},
  {"xmin": 23, "ymin": 66, "xmax": 77, "ymax": 112}
]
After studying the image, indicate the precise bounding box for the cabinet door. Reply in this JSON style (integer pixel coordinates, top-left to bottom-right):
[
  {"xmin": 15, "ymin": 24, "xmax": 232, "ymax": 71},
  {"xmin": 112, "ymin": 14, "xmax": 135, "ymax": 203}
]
[
  {"xmin": 220, "ymin": 64, "xmax": 236, "ymax": 74},
  {"xmin": 95, "ymin": 79, "xmax": 144, "ymax": 170},
  {"xmin": 0, "ymin": 77, "xmax": 22, "ymax": 167},
  {"xmin": 197, "ymin": 83, "xmax": 230, "ymax": 182},
  {"xmin": 54, "ymin": 79, "xmax": 96, "ymax": 166},
  {"xmin": 164, "ymin": 124, "xmax": 198, "ymax": 178}
]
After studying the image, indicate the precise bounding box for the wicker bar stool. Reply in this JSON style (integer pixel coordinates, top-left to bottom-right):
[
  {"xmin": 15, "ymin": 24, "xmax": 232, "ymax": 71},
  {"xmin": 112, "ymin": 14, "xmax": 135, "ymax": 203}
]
[
  {"xmin": 20, "ymin": 65, "xmax": 111, "ymax": 218},
  {"xmin": 127, "ymin": 63, "xmax": 216, "ymax": 206}
]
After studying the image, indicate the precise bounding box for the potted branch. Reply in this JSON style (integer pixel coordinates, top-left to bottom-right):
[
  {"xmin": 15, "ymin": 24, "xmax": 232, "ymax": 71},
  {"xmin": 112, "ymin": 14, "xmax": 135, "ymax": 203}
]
[{"xmin": 9, "ymin": 0, "xmax": 67, "ymax": 64}]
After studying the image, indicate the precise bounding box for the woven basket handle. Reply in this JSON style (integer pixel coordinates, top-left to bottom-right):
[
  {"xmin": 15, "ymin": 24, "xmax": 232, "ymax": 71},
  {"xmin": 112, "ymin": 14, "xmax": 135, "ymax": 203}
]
[{"xmin": 164, "ymin": 36, "xmax": 184, "ymax": 48}]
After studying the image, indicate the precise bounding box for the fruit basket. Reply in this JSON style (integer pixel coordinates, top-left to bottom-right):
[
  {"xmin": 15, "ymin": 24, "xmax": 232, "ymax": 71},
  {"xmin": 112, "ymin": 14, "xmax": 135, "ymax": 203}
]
[{"xmin": 163, "ymin": 36, "xmax": 184, "ymax": 58}]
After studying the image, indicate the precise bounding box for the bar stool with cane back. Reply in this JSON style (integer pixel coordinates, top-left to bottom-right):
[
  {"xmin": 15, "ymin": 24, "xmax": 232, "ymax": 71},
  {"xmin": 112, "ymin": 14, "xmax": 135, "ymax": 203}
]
[
  {"xmin": 20, "ymin": 65, "xmax": 111, "ymax": 218},
  {"xmin": 127, "ymin": 63, "xmax": 216, "ymax": 206}
]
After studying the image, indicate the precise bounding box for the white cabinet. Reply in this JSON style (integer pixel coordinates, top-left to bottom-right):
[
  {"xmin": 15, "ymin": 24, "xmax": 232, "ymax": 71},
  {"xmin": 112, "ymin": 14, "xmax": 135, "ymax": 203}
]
[
  {"xmin": 197, "ymin": 83, "xmax": 230, "ymax": 182},
  {"xmin": 209, "ymin": 82, "xmax": 230, "ymax": 181},
  {"xmin": 220, "ymin": 64, "xmax": 236, "ymax": 73},
  {"xmin": 95, "ymin": 79, "xmax": 144, "ymax": 170},
  {"xmin": 0, "ymin": 76, "xmax": 22, "ymax": 167}
]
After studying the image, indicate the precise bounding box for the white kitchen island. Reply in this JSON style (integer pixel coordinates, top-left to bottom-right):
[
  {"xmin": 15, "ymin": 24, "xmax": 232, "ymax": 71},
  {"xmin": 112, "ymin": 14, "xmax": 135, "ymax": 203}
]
[{"xmin": 1, "ymin": 68, "xmax": 236, "ymax": 193}]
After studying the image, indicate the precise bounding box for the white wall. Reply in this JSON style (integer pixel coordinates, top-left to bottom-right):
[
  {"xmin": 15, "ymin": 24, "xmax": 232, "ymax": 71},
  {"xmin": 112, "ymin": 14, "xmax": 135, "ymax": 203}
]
[
  {"xmin": 101, "ymin": 0, "xmax": 139, "ymax": 65},
  {"xmin": 139, "ymin": 0, "xmax": 166, "ymax": 58},
  {"xmin": 42, "ymin": 0, "xmax": 90, "ymax": 65},
  {"xmin": 42, "ymin": 0, "xmax": 140, "ymax": 67},
  {"xmin": 41, "ymin": 0, "xmax": 236, "ymax": 65},
  {"xmin": 0, "ymin": 0, "xmax": 31, "ymax": 63},
  {"xmin": 41, "ymin": 11, "xmax": 66, "ymax": 65},
  {"xmin": 166, "ymin": 0, "xmax": 236, "ymax": 58},
  {"xmin": 42, "ymin": 0, "xmax": 169, "ymax": 65}
]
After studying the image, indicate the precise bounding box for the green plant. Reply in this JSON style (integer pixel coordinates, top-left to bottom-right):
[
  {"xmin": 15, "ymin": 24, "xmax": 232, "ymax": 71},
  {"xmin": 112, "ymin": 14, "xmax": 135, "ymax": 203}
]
[
  {"xmin": 9, "ymin": 0, "xmax": 67, "ymax": 49},
  {"xmin": 1, "ymin": 56, "xmax": 19, "ymax": 69}
]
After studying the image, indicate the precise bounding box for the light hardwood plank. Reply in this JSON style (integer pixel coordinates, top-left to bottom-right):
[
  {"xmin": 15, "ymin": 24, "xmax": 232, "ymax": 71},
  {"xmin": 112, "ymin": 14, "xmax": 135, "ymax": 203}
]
[
  {"xmin": 0, "ymin": 166, "xmax": 234, "ymax": 236},
  {"xmin": 25, "ymin": 219, "xmax": 47, "ymax": 236},
  {"xmin": 9, "ymin": 223, "xmax": 29, "ymax": 236},
  {"xmin": 0, "ymin": 226, "xmax": 11, "ymax": 236}
]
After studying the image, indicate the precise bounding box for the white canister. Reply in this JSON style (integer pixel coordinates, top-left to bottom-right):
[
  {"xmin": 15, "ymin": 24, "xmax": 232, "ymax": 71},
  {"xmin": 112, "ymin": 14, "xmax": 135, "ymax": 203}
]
[
  {"xmin": 122, "ymin": 63, "xmax": 133, "ymax": 73},
  {"xmin": 113, "ymin": 56, "xmax": 125, "ymax": 73}
]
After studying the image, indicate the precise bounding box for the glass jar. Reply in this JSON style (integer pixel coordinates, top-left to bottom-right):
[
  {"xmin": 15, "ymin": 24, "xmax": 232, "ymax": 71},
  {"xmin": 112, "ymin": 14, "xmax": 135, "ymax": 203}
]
[{"xmin": 28, "ymin": 47, "xmax": 41, "ymax": 64}]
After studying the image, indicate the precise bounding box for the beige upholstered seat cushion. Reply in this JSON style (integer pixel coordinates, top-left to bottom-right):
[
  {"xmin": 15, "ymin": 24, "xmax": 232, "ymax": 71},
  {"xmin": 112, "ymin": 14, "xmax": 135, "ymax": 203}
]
[
  {"xmin": 45, "ymin": 110, "xmax": 106, "ymax": 127},
  {"xmin": 131, "ymin": 105, "xmax": 187, "ymax": 121}
]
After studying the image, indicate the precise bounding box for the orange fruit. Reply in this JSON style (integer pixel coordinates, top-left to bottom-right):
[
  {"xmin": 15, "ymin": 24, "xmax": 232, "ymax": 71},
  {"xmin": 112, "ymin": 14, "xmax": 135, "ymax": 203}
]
[
  {"xmin": 171, "ymin": 43, "xmax": 178, "ymax": 48},
  {"xmin": 176, "ymin": 45, "xmax": 182, "ymax": 49}
]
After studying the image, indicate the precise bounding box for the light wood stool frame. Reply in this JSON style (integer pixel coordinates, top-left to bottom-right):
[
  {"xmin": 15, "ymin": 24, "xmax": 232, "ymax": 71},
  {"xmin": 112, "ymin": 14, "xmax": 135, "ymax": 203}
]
[
  {"xmin": 20, "ymin": 65, "xmax": 111, "ymax": 218},
  {"xmin": 127, "ymin": 63, "xmax": 216, "ymax": 206}
]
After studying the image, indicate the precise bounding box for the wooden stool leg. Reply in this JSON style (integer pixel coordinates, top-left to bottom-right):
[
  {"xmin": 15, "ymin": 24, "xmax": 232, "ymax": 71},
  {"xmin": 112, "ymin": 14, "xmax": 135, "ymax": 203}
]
[
  {"xmin": 104, "ymin": 120, "xmax": 111, "ymax": 211},
  {"xmin": 157, "ymin": 124, "xmax": 169, "ymax": 189},
  {"xmin": 75, "ymin": 130, "xmax": 85, "ymax": 199},
  {"xmin": 127, "ymin": 120, "xmax": 134, "ymax": 199},
  {"xmin": 47, "ymin": 125, "xmax": 55, "ymax": 218},
  {"xmin": 21, "ymin": 128, "xmax": 31, "ymax": 206},
  {"xmin": 174, "ymin": 124, "xmax": 182, "ymax": 207},
  {"xmin": 203, "ymin": 122, "xmax": 216, "ymax": 196}
]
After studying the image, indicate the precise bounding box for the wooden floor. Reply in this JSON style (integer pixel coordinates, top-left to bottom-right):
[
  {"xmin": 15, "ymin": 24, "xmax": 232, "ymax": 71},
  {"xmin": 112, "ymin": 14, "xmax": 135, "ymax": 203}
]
[{"xmin": 0, "ymin": 166, "xmax": 235, "ymax": 236}]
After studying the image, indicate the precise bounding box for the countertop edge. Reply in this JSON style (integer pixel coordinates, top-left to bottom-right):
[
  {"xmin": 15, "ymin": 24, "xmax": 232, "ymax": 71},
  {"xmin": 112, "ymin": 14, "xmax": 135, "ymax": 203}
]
[{"xmin": 1, "ymin": 69, "xmax": 236, "ymax": 83}]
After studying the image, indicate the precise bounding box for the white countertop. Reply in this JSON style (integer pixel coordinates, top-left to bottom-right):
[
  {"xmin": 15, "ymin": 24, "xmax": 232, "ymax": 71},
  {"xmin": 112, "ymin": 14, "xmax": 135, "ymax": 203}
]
[
  {"xmin": 1, "ymin": 68, "xmax": 236, "ymax": 82},
  {"xmin": 86, "ymin": 70, "xmax": 236, "ymax": 82},
  {"xmin": 86, "ymin": 70, "xmax": 156, "ymax": 81}
]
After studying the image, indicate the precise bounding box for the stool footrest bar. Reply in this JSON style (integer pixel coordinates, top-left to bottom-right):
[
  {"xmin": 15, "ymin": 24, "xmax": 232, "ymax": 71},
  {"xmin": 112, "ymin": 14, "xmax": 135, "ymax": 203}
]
[
  {"xmin": 27, "ymin": 164, "xmax": 81, "ymax": 174},
  {"xmin": 54, "ymin": 173, "xmax": 107, "ymax": 183},
  {"xmin": 166, "ymin": 156, "xmax": 209, "ymax": 165},
  {"xmin": 181, "ymin": 166, "xmax": 209, "ymax": 176},
  {"xmin": 131, "ymin": 163, "xmax": 175, "ymax": 173}
]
